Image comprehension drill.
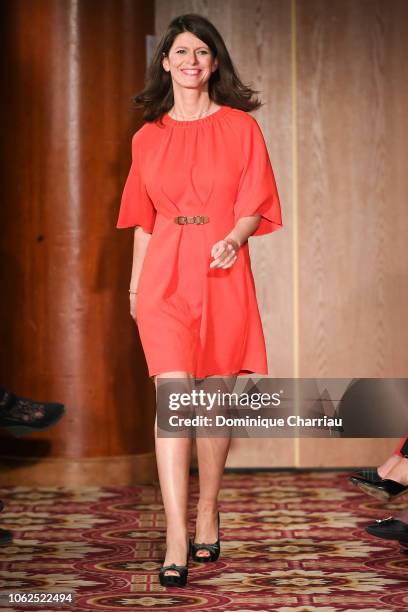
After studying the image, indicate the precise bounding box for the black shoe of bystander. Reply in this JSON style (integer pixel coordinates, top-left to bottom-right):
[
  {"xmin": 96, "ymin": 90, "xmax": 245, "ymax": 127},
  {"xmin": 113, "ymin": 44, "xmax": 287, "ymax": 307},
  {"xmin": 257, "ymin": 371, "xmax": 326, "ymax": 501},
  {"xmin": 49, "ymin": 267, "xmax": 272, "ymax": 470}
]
[{"xmin": 0, "ymin": 387, "xmax": 65, "ymax": 436}]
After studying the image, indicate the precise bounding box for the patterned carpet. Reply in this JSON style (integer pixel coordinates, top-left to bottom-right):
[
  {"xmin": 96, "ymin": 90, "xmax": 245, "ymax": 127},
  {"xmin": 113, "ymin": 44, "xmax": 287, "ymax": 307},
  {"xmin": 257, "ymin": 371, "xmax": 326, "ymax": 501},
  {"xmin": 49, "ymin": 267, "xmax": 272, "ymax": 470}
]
[{"xmin": 1, "ymin": 471, "xmax": 408, "ymax": 611}]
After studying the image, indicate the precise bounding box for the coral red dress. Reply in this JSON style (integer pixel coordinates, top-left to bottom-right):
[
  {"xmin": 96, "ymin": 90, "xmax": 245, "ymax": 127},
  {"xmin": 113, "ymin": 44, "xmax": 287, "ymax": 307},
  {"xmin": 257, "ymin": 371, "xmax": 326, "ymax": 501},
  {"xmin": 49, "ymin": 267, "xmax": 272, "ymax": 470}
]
[{"xmin": 116, "ymin": 105, "xmax": 283, "ymax": 379}]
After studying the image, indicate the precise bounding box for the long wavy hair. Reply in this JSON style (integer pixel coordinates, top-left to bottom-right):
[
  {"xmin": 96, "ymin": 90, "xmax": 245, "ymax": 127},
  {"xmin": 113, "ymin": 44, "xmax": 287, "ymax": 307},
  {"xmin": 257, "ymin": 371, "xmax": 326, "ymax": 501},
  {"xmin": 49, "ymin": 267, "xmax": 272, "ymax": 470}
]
[{"xmin": 134, "ymin": 13, "xmax": 262, "ymax": 125}]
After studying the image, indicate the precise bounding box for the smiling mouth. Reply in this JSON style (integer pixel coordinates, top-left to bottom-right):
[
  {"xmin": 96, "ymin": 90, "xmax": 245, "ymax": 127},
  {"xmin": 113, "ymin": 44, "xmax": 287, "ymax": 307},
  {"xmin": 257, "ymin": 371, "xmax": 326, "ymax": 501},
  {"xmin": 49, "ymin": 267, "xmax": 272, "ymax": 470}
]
[{"xmin": 181, "ymin": 69, "xmax": 201, "ymax": 76}]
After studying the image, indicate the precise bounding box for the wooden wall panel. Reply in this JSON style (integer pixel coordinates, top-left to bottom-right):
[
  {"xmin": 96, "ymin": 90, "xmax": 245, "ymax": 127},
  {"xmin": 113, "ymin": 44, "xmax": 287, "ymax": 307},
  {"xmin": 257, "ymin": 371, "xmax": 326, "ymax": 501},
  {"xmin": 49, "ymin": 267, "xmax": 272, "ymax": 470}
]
[
  {"xmin": 296, "ymin": 0, "xmax": 408, "ymax": 466},
  {"xmin": 297, "ymin": 0, "xmax": 408, "ymax": 378}
]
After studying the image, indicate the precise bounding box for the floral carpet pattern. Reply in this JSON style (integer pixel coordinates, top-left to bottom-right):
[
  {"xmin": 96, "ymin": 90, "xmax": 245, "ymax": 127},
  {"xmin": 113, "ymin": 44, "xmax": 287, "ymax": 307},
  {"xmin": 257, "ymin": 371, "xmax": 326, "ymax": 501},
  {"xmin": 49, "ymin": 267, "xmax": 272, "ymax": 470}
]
[{"xmin": 1, "ymin": 471, "xmax": 408, "ymax": 611}]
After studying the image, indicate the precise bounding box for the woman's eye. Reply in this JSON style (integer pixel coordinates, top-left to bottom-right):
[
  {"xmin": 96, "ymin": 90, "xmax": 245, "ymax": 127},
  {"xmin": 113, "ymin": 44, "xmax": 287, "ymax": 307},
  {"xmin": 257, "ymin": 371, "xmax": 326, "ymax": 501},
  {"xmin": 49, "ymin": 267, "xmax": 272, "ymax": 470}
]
[{"xmin": 175, "ymin": 49, "xmax": 209, "ymax": 55}]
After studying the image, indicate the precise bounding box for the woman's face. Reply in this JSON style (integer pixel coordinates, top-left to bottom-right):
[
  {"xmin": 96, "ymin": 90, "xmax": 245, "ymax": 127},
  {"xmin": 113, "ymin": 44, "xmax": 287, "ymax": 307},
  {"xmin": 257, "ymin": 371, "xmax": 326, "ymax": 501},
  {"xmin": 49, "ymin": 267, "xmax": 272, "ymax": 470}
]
[{"xmin": 162, "ymin": 31, "xmax": 218, "ymax": 91}]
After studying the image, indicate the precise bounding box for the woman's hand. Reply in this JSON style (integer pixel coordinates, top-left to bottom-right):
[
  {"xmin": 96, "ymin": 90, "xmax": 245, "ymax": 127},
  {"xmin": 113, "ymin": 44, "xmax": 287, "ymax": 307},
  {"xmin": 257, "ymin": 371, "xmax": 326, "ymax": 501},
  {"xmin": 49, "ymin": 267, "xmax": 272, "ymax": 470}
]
[
  {"xmin": 210, "ymin": 237, "xmax": 240, "ymax": 269},
  {"xmin": 129, "ymin": 292, "xmax": 138, "ymax": 324}
]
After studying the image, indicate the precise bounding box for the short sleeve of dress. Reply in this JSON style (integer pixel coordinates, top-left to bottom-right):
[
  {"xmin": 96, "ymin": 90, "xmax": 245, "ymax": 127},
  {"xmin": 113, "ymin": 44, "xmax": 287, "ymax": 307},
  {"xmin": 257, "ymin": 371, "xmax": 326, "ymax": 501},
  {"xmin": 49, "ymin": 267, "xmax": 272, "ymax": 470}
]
[
  {"xmin": 234, "ymin": 116, "xmax": 283, "ymax": 237},
  {"xmin": 116, "ymin": 133, "xmax": 156, "ymax": 233}
]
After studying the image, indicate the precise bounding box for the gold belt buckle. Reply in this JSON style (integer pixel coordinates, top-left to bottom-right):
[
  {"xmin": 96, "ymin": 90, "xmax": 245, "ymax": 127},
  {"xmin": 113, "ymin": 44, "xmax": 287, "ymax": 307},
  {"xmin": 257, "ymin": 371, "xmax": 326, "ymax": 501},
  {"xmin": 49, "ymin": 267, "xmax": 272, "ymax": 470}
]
[{"xmin": 174, "ymin": 215, "xmax": 209, "ymax": 225}]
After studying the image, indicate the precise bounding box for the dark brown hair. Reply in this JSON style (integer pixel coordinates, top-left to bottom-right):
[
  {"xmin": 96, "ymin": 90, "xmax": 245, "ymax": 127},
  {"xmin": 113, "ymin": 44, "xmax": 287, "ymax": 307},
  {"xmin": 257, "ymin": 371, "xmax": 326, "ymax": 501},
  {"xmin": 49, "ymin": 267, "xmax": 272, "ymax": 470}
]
[{"xmin": 133, "ymin": 13, "xmax": 262, "ymax": 125}]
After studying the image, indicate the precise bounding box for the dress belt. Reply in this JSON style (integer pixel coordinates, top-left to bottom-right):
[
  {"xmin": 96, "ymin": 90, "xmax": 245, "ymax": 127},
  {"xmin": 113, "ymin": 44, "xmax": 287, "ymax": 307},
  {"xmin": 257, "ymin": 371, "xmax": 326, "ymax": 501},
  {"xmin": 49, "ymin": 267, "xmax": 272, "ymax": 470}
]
[{"xmin": 174, "ymin": 215, "xmax": 209, "ymax": 225}]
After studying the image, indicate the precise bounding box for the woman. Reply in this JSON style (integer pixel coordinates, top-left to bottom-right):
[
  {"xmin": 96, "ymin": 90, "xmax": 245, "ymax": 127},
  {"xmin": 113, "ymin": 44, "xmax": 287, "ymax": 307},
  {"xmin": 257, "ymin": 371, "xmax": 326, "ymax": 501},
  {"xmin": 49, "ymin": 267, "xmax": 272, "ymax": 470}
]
[{"xmin": 116, "ymin": 14, "xmax": 282, "ymax": 587}]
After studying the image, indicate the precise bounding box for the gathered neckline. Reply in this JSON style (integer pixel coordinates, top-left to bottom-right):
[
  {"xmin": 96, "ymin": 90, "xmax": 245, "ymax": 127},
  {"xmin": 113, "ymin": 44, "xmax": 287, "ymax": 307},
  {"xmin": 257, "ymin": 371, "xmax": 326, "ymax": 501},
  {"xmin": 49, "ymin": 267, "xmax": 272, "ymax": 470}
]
[{"xmin": 162, "ymin": 105, "xmax": 231, "ymax": 127}]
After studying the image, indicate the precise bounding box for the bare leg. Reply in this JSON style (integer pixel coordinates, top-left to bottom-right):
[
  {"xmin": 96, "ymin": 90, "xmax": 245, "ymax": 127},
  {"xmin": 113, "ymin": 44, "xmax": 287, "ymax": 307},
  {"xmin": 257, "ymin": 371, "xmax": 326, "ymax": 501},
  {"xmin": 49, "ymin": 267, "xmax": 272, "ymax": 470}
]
[
  {"xmin": 194, "ymin": 374, "xmax": 237, "ymax": 557},
  {"xmin": 154, "ymin": 371, "xmax": 194, "ymax": 577},
  {"xmin": 378, "ymin": 454, "xmax": 403, "ymax": 479},
  {"xmin": 382, "ymin": 457, "xmax": 408, "ymax": 485}
]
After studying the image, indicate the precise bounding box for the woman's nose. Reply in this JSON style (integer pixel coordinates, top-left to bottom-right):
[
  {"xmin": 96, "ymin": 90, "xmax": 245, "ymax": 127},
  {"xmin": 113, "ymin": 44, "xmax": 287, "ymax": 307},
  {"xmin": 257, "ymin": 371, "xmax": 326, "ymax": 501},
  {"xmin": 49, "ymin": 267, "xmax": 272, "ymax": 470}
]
[{"xmin": 187, "ymin": 52, "xmax": 199, "ymax": 64}]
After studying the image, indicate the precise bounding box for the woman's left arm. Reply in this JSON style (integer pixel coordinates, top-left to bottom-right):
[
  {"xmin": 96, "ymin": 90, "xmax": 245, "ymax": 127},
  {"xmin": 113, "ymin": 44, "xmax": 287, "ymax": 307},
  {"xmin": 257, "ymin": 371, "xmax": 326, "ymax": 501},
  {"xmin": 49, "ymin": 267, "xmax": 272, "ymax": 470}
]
[
  {"xmin": 225, "ymin": 215, "xmax": 262, "ymax": 247},
  {"xmin": 209, "ymin": 215, "xmax": 261, "ymax": 269}
]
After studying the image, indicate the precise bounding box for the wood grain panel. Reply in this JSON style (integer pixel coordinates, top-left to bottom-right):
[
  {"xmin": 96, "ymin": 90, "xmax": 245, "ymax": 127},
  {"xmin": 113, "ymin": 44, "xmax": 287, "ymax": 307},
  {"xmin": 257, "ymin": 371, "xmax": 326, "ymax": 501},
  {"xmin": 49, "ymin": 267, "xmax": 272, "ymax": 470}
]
[
  {"xmin": 0, "ymin": 452, "xmax": 157, "ymax": 487},
  {"xmin": 296, "ymin": 0, "xmax": 408, "ymax": 465}
]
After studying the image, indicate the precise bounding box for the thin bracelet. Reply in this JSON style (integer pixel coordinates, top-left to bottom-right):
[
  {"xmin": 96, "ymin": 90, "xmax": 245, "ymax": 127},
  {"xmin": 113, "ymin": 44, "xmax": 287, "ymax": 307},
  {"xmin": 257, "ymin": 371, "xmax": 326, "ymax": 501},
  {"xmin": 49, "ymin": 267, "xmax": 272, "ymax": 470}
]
[{"xmin": 129, "ymin": 290, "xmax": 138, "ymax": 294}]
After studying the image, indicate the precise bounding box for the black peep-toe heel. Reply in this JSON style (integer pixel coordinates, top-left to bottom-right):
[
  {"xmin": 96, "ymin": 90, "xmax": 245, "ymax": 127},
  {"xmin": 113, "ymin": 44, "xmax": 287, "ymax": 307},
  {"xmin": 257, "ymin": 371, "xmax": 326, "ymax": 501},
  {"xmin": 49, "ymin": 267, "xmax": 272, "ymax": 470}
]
[
  {"xmin": 159, "ymin": 538, "xmax": 191, "ymax": 587},
  {"xmin": 192, "ymin": 511, "xmax": 220, "ymax": 563}
]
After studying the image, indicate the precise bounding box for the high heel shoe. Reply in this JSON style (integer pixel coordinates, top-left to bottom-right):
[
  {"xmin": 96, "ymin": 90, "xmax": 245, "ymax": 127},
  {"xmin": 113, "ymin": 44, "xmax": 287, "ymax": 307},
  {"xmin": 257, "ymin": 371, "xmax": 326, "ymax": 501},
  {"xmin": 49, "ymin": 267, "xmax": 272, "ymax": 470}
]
[
  {"xmin": 350, "ymin": 472, "xmax": 408, "ymax": 501},
  {"xmin": 192, "ymin": 511, "xmax": 220, "ymax": 563},
  {"xmin": 366, "ymin": 516, "xmax": 408, "ymax": 541},
  {"xmin": 159, "ymin": 538, "xmax": 191, "ymax": 587}
]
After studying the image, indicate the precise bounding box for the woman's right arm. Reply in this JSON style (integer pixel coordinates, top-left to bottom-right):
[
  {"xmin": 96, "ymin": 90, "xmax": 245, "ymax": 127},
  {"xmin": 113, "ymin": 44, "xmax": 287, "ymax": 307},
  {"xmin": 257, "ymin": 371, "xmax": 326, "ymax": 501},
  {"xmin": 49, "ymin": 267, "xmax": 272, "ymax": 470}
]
[{"xmin": 129, "ymin": 226, "xmax": 151, "ymax": 322}]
